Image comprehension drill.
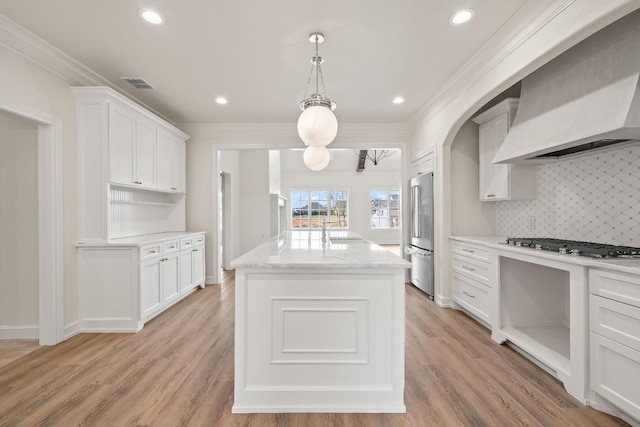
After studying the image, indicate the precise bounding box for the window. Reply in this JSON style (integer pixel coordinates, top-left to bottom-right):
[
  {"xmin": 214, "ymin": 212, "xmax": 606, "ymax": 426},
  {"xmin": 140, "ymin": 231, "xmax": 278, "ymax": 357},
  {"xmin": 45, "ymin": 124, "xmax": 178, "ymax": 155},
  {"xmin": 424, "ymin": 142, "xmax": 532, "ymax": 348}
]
[
  {"xmin": 291, "ymin": 190, "xmax": 349, "ymax": 229},
  {"xmin": 370, "ymin": 190, "xmax": 400, "ymax": 229}
]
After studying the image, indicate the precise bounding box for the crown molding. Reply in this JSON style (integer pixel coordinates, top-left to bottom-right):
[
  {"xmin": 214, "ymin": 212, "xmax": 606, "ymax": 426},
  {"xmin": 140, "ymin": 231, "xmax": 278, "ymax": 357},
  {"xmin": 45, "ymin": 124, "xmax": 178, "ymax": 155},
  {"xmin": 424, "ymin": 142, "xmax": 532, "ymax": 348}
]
[
  {"xmin": 0, "ymin": 12, "xmax": 174, "ymax": 123},
  {"xmin": 180, "ymin": 122, "xmax": 410, "ymax": 146},
  {"xmin": 406, "ymin": 0, "xmax": 574, "ymax": 129}
]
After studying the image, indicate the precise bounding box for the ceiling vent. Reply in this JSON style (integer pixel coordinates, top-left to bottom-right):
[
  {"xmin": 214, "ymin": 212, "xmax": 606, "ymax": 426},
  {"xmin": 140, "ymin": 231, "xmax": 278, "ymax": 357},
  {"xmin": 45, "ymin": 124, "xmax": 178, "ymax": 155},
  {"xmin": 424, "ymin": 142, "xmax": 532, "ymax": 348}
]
[{"xmin": 121, "ymin": 77, "xmax": 155, "ymax": 90}]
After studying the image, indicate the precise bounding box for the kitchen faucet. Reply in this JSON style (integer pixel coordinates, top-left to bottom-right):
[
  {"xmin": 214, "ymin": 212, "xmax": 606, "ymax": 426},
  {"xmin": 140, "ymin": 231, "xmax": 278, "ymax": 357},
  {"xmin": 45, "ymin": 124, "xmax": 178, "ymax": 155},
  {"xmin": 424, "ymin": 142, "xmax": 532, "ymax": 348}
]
[{"xmin": 321, "ymin": 219, "xmax": 339, "ymax": 243}]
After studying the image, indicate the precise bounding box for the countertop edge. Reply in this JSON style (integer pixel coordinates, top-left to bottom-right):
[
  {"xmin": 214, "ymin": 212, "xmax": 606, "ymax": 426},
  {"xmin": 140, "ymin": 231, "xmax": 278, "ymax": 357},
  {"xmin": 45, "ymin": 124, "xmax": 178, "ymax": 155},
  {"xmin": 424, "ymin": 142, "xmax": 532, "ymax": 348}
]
[
  {"xmin": 76, "ymin": 231, "xmax": 206, "ymax": 248},
  {"xmin": 450, "ymin": 235, "xmax": 640, "ymax": 274}
]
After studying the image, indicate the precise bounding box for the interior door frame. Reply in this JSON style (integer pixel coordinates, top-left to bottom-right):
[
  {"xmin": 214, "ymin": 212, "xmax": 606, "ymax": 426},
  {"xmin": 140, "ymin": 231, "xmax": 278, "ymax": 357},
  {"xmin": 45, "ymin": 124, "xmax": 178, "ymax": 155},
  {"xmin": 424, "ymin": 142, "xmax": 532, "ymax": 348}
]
[
  {"xmin": 210, "ymin": 142, "xmax": 410, "ymax": 285},
  {"xmin": 0, "ymin": 99, "xmax": 64, "ymax": 345}
]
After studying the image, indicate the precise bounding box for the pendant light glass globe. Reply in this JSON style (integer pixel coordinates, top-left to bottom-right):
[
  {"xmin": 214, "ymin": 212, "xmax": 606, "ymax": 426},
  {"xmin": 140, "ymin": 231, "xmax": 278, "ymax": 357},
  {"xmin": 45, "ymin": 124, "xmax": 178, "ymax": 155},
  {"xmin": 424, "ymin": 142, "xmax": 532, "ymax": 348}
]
[
  {"xmin": 303, "ymin": 146, "xmax": 331, "ymax": 171},
  {"xmin": 297, "ymin": 105, "xmax": 338, "ymax": 147}
]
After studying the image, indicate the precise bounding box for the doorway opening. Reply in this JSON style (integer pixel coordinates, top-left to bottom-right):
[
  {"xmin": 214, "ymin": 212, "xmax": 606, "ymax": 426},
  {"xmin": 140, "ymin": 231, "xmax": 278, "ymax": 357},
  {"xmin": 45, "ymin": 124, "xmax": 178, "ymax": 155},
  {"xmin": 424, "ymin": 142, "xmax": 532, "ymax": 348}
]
[{"xmin": 0, "ymin": 100, "xmax": 64, "ymax": 346}]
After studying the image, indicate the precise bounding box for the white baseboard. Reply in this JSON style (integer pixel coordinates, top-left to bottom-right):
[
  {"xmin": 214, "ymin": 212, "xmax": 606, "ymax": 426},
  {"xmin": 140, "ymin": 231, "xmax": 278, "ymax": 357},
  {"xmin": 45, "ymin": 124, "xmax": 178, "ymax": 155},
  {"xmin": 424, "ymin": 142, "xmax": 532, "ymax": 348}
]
[
  {"xmin": 205, "ymin": 276, "xmax": 217, "ymax": 285},
  {"xmin": 0, "ymin": 325, "xmax": 39, "ymax": 340},
  {"xmin": 64, "ymin": 321, "xmax": 80, "ymax": 340},
  {"xmin": 435, "ymin": 295, "xmax": 454, "ymax": 308}
]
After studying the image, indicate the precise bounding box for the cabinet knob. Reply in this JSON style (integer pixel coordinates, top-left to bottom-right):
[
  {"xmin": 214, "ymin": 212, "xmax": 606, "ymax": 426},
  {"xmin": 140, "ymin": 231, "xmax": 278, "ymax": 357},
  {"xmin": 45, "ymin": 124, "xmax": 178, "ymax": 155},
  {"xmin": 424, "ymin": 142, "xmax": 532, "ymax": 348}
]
[{"xmin": 462, "ymin": 291, "xmax": 476, "ymax": 299}]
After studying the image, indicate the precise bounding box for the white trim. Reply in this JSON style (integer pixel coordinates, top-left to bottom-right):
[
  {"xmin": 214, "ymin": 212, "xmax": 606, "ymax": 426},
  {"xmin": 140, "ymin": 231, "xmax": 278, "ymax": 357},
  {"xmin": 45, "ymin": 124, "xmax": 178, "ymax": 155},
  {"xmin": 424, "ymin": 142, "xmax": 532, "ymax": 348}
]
[
  {"xmin": 0, "ymin": 325, "xmax": 39, "ymax": 340},
  {"xmin": 0, "ymin": 13, "xmax": 175, "ymax": 124},
  {"xmin": 0, "ymin": 98, "xmax": 64, "ymax": 346},
  {"xmin": 210, "ymin": 139, "xmax": 411, "ymax": 286},
  {"xmin": 64, "ymin": 321, "xmax": 80, "ymax": 340}
]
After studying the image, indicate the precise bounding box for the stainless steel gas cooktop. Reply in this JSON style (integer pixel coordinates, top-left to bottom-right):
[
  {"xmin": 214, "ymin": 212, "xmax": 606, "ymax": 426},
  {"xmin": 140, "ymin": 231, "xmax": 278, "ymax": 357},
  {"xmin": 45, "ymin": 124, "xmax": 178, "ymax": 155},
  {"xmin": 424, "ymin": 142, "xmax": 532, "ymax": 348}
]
[{"xmin": 505, "ymin": 237, "xmax": 640, "ymax": 258}]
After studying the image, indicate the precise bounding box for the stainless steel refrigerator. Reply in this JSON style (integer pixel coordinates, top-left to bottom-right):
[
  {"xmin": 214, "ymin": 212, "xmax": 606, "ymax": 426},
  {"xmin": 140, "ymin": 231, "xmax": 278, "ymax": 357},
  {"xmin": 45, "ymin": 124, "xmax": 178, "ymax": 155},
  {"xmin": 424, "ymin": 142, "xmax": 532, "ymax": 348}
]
[{"xmin": 404, "ymin": 172, "xmax": 434, "ymax": 298}]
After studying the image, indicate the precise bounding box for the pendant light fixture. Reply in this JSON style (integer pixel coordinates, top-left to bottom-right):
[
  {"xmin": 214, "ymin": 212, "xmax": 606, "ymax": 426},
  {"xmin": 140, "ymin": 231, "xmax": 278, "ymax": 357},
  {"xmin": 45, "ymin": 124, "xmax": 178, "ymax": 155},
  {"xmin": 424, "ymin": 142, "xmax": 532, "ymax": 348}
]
[{"xmin": 298, "ymin": 33, "xmax": 338, "ymax": 171}]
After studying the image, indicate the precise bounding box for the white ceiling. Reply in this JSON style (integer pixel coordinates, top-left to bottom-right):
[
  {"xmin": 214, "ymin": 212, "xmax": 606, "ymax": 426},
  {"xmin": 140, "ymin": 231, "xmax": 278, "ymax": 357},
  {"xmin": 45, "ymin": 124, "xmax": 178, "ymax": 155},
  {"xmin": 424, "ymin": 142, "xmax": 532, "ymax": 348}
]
[{"xmin": 0, "ymin": 0, "xmax": 531, "ymax": 124}]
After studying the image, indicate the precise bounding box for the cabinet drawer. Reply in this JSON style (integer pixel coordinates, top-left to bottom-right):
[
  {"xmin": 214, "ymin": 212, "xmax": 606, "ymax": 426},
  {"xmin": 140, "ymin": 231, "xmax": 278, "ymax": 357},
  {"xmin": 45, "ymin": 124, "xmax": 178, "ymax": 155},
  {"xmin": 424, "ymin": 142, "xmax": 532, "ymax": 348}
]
[
  {"xmin": 140, "ymin": 244, "xmax": 161, "ymax": 259},
  {"xmin": 591, "ymin": 295, "xmax": 640, "ymax": 352},
  {"xmin": 590, "ymin": 332, "xmax": 640, "ymax": 420},
  {"xmin": 180, "ymin": 238, "xmax": 193, "ymax": 250},
  {"xmin": 453, "ymin": 273, "xmax": 491, "ymax": 325},
  {"xmin": 163, "ymin": 240, "xmax": 179, "ymax": 254},
  {"xmin": 452, "ymin": 254, "xmax": 490, "ymax": 285},
  {"xmin": 451, "ymin": 241, "xmax": 490, "ymax": 263},
  {"xmin": 193, "ymin": 235, "xmax": 205, "ymax": 247},
  {"xmin": 590, "ymin": 269, "xmax": 640, "ymax": 308}
]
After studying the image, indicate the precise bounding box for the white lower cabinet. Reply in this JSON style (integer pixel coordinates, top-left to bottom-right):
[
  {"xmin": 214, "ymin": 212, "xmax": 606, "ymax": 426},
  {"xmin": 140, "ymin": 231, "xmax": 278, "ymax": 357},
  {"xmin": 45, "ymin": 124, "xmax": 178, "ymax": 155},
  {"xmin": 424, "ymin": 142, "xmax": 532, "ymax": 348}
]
[
  {"xmin": 79, "ymin": 233, "xmax": 206, "ymax": 332},
  {"xmin": 450, "ymin": 239, "xmax": 493, "ymax": 327},
  {"xmin": 590, "ymin": 269, "xmax": 640, "ymax": 422},
  {"xmin": 161, "ymin": 252, "xmax": 181, "ymax": 306},
  {"xmin": 140, "ymin": 257, "xmax": 162, "ymax": 319}
]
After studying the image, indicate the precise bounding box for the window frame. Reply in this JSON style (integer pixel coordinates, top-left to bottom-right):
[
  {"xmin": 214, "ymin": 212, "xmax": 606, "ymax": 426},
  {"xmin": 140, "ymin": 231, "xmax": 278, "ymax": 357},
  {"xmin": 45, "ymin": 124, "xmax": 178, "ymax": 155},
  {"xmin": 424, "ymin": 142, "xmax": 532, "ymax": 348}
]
[
  {"xmin": 289, "ymin": 188, "xmax": 350, "ymax": 230},
  {"xmin": 369, "ymin": 188, "xmax": 401, "ymax": 230}
]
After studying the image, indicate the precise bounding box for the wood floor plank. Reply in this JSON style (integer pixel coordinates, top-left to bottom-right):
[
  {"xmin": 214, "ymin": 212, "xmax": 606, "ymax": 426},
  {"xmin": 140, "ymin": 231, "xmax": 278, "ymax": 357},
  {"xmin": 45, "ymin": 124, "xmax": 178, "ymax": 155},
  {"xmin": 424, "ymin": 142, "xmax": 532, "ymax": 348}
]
[{"xmin": 0, "ymin": 272, "xmax": 630, "ymax": 426}]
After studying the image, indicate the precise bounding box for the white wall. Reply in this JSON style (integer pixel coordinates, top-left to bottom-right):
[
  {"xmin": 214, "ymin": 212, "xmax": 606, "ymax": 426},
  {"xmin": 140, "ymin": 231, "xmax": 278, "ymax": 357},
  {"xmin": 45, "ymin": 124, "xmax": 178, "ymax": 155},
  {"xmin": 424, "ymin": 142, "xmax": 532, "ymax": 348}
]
[
  {"xmin": 0, "ymin": 43, "xmax": 78, "ymax": 327},
  {"xmin": 450, "ymin": 120, "xmax": 495, "ymax": 236},
  {"xmin": 0, "ymin": 111, "xmax": 38, "ymax": 329},
  {"xmin": 238, "ymin": 150, "xmax": 271, "ymax": 256},
  {"xmin": 280, "ymin": 149, "xmax": 402, "ymax": 244}
]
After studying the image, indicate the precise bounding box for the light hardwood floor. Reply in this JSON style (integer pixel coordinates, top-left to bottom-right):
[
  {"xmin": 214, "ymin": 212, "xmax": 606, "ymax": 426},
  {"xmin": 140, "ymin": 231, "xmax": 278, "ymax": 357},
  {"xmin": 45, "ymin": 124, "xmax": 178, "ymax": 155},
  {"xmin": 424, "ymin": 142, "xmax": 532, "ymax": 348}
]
[
  {"xmin": 0, "ymin": 271, "xmax": 628, "ymax": 426},
  {"xmin": 0, "ymin": 340, "xmax": 40, "ymax": 370}
]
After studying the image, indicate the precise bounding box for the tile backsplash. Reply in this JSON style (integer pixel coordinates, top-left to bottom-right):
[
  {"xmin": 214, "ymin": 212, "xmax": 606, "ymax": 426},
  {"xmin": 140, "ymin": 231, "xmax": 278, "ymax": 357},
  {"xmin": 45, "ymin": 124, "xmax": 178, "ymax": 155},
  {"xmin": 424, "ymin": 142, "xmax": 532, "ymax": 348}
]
[{"xmin": 495, "ymin": 143, "xmax": 640, "ymax": 246}]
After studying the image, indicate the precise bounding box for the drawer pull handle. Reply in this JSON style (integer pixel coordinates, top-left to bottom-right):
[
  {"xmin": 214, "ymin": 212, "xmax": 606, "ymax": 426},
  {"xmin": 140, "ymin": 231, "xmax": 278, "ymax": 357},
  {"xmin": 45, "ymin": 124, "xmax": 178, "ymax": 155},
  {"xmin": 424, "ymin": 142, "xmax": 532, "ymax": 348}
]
[
  {"xmin": 462, "ymin": 265, "xmax": 475, "ymax": 271},
  {"xmin": 149, "ymin": 250, "xmax": 156, "ymax": 254},
  {"xmin": 463, "ymin": 291, "xmax": 476, "ymax": 298},
  {"xmin": 134, "ymin": 181, "xmax": 142, "ymax": 185},
  {"xmin": 487, "ymin": 194, "xmax": 495, "ymax": 198},
  {"xmin": 169, "ymin": 246, "xmax": 175, "ymax": 249},
  {"xmin": 171, "ymin": 187, "xmax": 177, "ymax": 190},
  {"xmin": 160, "ymin": 257, "xmax": 168, "ymax": 262},
  {"xmin": 192, "ymin": 249, "xmax": 198, "ymax": 252},
  {"xmin": 462, "ymin": 248, "xmax": 475, "ymax": 253}
]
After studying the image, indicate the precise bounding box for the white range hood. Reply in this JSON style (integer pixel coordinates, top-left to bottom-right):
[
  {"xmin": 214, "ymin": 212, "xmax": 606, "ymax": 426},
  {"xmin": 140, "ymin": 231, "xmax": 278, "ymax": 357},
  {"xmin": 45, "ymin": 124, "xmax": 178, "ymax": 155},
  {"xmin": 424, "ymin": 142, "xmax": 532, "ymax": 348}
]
[{"xmin": 493, "ymin": 10, "xmax": 640, "ymax": 164}]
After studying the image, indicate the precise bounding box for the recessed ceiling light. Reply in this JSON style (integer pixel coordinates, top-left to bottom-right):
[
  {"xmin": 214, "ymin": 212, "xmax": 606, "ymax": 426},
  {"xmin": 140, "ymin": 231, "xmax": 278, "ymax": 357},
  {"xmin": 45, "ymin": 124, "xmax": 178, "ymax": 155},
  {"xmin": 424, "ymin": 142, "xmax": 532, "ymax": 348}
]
[
  {"xmin": 392, "ymin": 97, "xmax": 405, "ymax": 104},
  {"xmin": 450, "ymin": 9, "xmax": 475, "ymax": 25},
  {"xmin": 139, "ymin": 9, "xmax": 164, "ymax": 25},
  {"xmin": 215, "ymin": 97, "xmax": 228, "ymax": 105}
]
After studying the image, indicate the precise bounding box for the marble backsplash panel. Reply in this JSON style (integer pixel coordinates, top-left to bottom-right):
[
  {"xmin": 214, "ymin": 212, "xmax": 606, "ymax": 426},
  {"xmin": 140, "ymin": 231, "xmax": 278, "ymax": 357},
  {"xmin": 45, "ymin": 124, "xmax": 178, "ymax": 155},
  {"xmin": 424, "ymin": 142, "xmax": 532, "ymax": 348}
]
[{"xmin": 495, "ymin": 143, "xmax": 640, "ymax": 246}]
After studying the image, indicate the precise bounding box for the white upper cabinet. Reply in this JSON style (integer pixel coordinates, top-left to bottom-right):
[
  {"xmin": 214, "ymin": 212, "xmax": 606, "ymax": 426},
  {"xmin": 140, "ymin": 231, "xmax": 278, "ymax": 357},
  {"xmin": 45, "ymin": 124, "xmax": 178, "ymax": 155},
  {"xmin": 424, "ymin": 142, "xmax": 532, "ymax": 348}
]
[
  {"xmin": 108, "ymin": 106, "xmax": 158, "ymax": 189},
  {"xmin": 472, "ymin": 98, "xmax": 536, "ymax": 202},
  {"xmin": 74, "ymin": 87, "xmax": 189, "ymax": 242},
  {"xmin": 135, "ymin": 117, "xmax": 157, "ymax": 189},
  {"xmin": 108, "ymin": 103, "xmax": 136, "ymax": 186},
  {"xmin": 156, "ymin": 129, "xmax": 186, "ymax": 193}
]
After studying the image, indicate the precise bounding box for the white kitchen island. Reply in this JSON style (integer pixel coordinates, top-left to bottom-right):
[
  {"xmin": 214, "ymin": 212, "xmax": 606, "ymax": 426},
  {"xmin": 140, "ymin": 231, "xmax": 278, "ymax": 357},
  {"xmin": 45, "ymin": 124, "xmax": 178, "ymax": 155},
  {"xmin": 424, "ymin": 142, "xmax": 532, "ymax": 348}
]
[{"xmin": 230, "ymin": 231, "xmax": 410, "ymax": 413}]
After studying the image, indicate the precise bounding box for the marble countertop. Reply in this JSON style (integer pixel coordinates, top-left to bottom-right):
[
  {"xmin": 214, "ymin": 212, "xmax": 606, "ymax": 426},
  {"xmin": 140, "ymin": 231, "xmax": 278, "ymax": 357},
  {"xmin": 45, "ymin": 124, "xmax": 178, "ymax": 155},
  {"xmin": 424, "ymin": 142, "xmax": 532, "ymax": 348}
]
[
  {"xmin": 77, "ymin": 231, "xmax": 206, "ymax": 248},
  {"xmin": 450, "ymin": 235, "xmax": 640, "ymax": 274},
  {"xmin": 232, "ymin": 231, "xmax": 410, "ymax": 269}
]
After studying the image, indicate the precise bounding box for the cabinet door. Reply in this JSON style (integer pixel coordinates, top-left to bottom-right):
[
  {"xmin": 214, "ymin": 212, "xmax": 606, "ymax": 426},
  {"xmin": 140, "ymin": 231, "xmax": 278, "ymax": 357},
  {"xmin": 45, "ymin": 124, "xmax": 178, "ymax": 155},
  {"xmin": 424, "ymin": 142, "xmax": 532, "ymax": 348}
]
[
  {"xmin": 180, "ymin": 249, "xmax": 193, "ymax": 292},
  {"xmin": 135, "ymin": 117, "xmax": 156, "ymax": 189},
  {"xmin": 478, "ymin": 122, "xmax": 496, "ymax": 200},
  {"xmin": 156, "ymin": 129, "xmax": 177, "ymax": 191},
  {"xmin": 162, "ymin": 252, "xmax": 180, "ymax": 304},
  {"xmin": 172, "ymin": 140, "xmax": 186, "ymax": 193},
  {"xmin": 108, "ymin": 103, "xmax": 136, "ymax": 186},
  {"xmin": 492, "ymin": 114, "xmax": 511, "ymax": 200},
  {"xmin": 192, "ymin": 246, "xmax": 205, "ymax": 288},
  {"xmin": 140, "ymin": 258, "xmax": 162, "ymax": 319}
]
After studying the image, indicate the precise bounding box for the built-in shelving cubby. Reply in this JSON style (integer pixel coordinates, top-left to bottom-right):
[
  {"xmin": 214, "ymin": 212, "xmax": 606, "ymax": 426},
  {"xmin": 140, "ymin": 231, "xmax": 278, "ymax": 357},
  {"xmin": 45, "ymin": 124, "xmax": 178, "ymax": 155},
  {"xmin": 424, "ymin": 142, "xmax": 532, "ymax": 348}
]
[{"xmin": 109, "ymin": 185, "xmax": 185, "ymax": 239}]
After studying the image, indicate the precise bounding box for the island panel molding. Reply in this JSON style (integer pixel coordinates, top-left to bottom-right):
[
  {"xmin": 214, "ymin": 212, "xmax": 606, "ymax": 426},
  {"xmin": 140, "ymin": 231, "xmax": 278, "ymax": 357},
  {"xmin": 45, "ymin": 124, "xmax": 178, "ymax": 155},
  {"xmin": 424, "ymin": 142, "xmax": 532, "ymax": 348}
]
[{"xmin": 231, "ymin": 231, "xmax": 409, "ymax": 413}]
